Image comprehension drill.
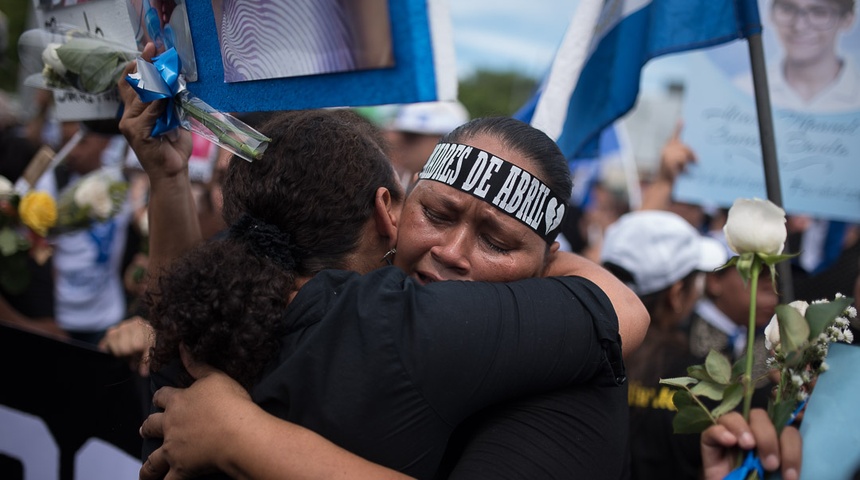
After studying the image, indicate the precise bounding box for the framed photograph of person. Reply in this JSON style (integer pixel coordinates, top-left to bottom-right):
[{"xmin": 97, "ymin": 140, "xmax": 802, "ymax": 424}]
[
  {"xmin": 212, "ymin": 0, "xmax": 394, "ymax": 82},
  {"xmin": 674, "ymin": 0, "xmax": 860, "ymax": 222},
  {"xmin": 184, "ymin": 0, "xmax": 456, "ymax": 112}
]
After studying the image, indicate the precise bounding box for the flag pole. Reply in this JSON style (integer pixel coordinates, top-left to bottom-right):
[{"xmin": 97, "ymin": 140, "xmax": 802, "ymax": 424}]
[{"xmin": 747, "ymin": 32, "xmax": 794, "ymax": 302}]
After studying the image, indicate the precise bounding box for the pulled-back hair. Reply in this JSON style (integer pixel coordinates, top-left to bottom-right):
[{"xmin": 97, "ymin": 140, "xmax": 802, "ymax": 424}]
[
  {"xmin": 441, "ymin": 116, "xmax": 573, "ymax": 206},
  {"xmin": 223, "ymin": 109, "xmax": 402, "ymax": 276},
  {"xmin": 147, "ymin": 109, "xmax": 402, "ymax": 388}
]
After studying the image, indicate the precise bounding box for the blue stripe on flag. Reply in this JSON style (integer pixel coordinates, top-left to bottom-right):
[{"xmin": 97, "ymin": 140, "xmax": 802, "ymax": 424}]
[{"xmin": 553, "ymin": 0, "xmax": 761, "ymax": 159}]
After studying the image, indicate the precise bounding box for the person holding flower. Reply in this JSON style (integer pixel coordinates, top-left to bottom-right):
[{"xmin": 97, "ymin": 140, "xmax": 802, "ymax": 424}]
[
  {"xmin": 32, "ymin": 122, "xmax": 133, "ymax": 344},
  {"xmin": 118, "ymin": 42, "xmax": 652, "ymax": 477},
  {"xmin": 597, "ymin": 209, "xmax": 727, "ymax": 480}
]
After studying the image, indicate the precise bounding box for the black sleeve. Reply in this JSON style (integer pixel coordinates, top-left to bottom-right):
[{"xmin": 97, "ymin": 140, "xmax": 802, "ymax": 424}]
[
  {"xmin": 380, "ymin": 273, "xmax": 624, "ymax": 426},
  {"xmin": 436, "ymin": 382, "xmax": 630, "ymax": 480}
]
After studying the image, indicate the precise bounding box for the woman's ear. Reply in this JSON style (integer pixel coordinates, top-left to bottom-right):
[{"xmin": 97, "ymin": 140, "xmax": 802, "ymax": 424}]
[
  {"xmin": 667, "ymin": 280, "xmax": 686, "ymax": 314},
  {"xmin": 373, "ymin": 187, "xmax": 400, "ymax": 250}
]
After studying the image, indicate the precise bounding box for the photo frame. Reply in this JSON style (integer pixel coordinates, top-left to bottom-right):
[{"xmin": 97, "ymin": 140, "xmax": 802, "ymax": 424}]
[{"xmin": 185, "ymin": 0, "xmax": 457, "ymax": 112}]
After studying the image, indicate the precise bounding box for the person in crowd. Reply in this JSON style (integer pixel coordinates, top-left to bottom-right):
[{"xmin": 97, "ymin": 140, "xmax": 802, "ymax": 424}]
[
  {"xmin": 33, "ymin": 120, "xmax": 133, "ymax": 345},
  {"xmin": 119, "ymin": 45, "xmax": 648, "ymax": 478},
  {"xmin": 599, "ymin": 209, "xmax": 727, "ymax": 480},
  {"xmin": 132, "ymin": 110, "xmax": 642, "ymax": 480},
  {"xmin": 383, "ymin": 101, "xmax": 470, "ymax": 190},
  {"xmin": 733, "ymin": 0, "xmax": 858, "ymax": 112},
  {"xmin": 138, "ymin": 352, "xmax": 802, "ymax": 480},
  {"xmin": 770, "ymin": 0, "xmax": 858, "ymax": 112},
  {"xmin": 687, "ymin": 231, "xmax": 779, "ymax": 383},
  {"xmin": 0, "ymin": 91, "xmax": 63, "ymax": 338}
]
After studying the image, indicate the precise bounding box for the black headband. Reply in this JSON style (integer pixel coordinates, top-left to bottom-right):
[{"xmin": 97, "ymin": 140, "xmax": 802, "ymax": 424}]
[{"xmin": 417, "ymin": 142, "xmax": 567, "ymax": 243}]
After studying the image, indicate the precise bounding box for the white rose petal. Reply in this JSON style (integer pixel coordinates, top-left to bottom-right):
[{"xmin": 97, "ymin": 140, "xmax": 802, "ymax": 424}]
[
  {"xmin": 764, "ymin": 315, "xmax": 780, "ymax": 350},
  {"xmin": 42, "ymin": 43, "xmax": 67, "ymax": 76},
  {"xmin": 74, "ymin": 176, "xmax": 113, "ymax": 219},
  {"xmin": 788, "ymin": 300, "xmax": 810, "ymax": 317},
  {"xmin": 766, "ymin": 300, "xmax": 810, "ymax": 350},
  {"xmin": 723, "ymin": 198, "xmax": 787, "ymax": 255},
  {"xmin": 0, "ymin": 175, "xmax": 13, "ymax": 197}
]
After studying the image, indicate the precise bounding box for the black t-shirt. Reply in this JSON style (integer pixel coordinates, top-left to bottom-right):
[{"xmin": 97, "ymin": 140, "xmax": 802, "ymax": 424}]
[
  {"xmin": 147, "ymin": 266, "xmax": 624, "ymax": 479},
  {"xmin": 436, "ymin": 382, "xmax": 630, "ymax": 480}
]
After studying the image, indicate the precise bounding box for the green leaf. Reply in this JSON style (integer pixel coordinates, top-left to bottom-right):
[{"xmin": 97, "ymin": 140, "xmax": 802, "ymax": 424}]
[
  {"xmin": 769, "ymin": 399, "xmax": 798, "ymax": 435},
  {"xmin": 672, "ymin": 405, "xmax": 715, "ymax": 434},
  {"xmin": 736, "ymin": 253, "xmax": 756, "ymax": 283},
  {"xmin": 660, "ymin": 376, "xmax": 698, "ymax": 388},
  {"xmin": 705, "ymin": 350, "xmax": 733, "ymax": 385},
  {"xmin": 711, "ymin": 383, "xmax": 744, "ymax": 417},
  {"xmin": 806, "ymin": 297, "xmax": 853, "ymax": 340},
  {"xmin": 757, "ymin": 251, "xmax": 800, "ymax": 266},
  {"xmin": 776, "ymin": 304, "xmax": 810, "ymax": 353},
  {"xmin": 731, "ymin": 357, "xmax": 746, "ymax": 382},
  {"xmin": 691, "ymin": 380, "xmax": 727, "ymax": 401},
  {"xmin": 716, "ymin": 256, "xmax": 738, "ymax": 272},
  {"xmin": 687, "ymin": 364, "xmax": 713, "ymax": 382},
  {"xmin": 673, "ymin": 389, "xmax": 695, "ymax": 409},
  {"xmin": 0, "ymin": 227, "xmax": 19, "ymax": 256}
]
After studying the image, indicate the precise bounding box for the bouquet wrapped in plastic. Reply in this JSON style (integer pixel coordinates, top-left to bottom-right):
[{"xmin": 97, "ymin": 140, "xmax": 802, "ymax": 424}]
[{"xmin": 19, "ymin": 24, "xmax": 270, "ymax": 162}]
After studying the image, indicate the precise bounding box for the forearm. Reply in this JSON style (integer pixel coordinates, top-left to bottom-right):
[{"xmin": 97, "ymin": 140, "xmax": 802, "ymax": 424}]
[
  {"xmin": 543, "ymin": 251, "xmax": 649, "ymax": 357},
  {"xmin": 145, "ymin": 171, "xmax": 202, "ymax": 286},
  {"xmin": 222, "ymin": 406, "xmax": 412, "ymax": 480}
]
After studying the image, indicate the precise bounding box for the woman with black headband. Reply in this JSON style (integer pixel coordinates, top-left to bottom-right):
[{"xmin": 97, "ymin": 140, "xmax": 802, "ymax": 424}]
[
  {"xmin": 118, "ymin": 49, "xmax": 647, "ymax": 478},
  {"xmin": 133, "ymin": 104, "xmax": 803, "ymax": 479}
]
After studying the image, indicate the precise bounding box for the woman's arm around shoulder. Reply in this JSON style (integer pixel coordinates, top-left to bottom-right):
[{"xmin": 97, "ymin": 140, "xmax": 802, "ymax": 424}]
[
  {"xmin": 543, "ymin": 250, "xmax": 649, "ymax": 358},
  {"xmin": 140, "ymin": 349, "xmax": 414, "ymax": 480}
]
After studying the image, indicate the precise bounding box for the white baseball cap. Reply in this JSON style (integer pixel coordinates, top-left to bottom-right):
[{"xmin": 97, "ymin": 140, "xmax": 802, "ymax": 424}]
[
  {"xmin": 600, "ymin": 210, "xmax": 728, "ymax": 295},
  {"xmin": 387, "ymin": 101, "xmax": 469, "ymax": 136}
]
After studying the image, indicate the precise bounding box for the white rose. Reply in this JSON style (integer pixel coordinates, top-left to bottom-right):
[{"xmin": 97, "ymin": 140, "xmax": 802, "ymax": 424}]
[
  {"xmin": 42, "ymin": 43, "xmax": 67, "ymax": 76},
  {"xmin": 0, "ymin": 175, "xmax": 13, "ymax": 197},
  {"xmin": 765, "ymin": 300, "xmax": 809, "ymax": 350},
  {"xmin": 723, "ymin": 198, "xmax": 787, "ymax": 255},
  {"xmin": 74, "ymin": 176, "xmax": 113, "ymax": 219}
]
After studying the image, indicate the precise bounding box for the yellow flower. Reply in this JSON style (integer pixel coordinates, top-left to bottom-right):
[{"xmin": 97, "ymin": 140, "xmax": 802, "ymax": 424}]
[{"xmin": 19, "ymin": 191, "xmax": 57, "ymax": 237}]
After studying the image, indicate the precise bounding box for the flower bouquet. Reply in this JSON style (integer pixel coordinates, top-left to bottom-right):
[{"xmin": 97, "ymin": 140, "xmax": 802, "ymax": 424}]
[
  {"xmin": 54, "ymin": 169, "xmax": 129, "ymax": 234},
  {"xmin": 660, "ymin": 198, "xmax": 855, "ymax": 479},
  {"xmin": 0, "ymin": 176, "xmax": 56, "ymax": 294},
  {"xmin": 19, "ymin": 24, "xmax": 270, "ymax": 162}
]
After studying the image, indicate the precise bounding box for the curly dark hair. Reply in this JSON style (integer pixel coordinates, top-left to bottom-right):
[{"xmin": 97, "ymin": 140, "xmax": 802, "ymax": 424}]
[
  {"xmin": 146, "ymin": 109, "xmax": 402, "ymax": 388},
  {"xmin": 147, "ymin": 240, "xmax": 292, "ymax": 388}
]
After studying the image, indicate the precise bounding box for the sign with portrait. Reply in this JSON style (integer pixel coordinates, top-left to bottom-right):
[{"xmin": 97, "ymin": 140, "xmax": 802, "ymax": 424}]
[
  {"xmin": 675, "ymin": 0, "xmax": 860, "ymax": 222},
  {"xmin": 28, "ymin": 0, "xmax": 455, "ymax": 120}
]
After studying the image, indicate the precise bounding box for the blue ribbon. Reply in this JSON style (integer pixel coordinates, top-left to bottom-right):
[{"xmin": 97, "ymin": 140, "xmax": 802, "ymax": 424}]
[
  {"xmin": 125, "ymin": 47, "xmax": 183, "ymax": 136},
  {"xmin": 723, "ymin": 400, "xmax": 807, "ymax": 479},
  {"xmin": 724, "ymin": 451, "xmax": 765, "ymax": 480}
]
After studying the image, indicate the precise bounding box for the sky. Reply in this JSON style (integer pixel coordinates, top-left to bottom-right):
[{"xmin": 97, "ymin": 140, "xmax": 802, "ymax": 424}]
[{"xmin": 448, "ymin": 0, "xmax": 689, "ymax": 92}]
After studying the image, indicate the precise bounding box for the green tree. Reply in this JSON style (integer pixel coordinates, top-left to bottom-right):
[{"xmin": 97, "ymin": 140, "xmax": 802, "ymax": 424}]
[{"xmin": 458, "ymin": 69, "xmax": 538, "ymax": 119}]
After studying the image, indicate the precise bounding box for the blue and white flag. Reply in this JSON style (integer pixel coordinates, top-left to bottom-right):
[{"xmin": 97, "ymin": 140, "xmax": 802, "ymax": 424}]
[{"xmin": 518, "ymin": 0, "xmax": 761, "ymax": 160}]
